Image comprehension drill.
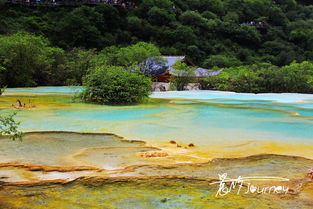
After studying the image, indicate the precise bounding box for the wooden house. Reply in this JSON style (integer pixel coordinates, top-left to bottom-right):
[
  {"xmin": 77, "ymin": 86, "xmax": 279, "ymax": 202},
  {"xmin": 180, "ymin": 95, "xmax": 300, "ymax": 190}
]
[{"xmin": 152, "ymin": 56, "xmax": 221, "ymax": 82}]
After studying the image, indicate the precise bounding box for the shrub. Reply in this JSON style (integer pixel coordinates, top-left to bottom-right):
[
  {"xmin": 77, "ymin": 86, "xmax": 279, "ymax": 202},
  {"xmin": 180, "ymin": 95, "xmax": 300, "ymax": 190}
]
[
  {"xmin": 0, "ymin": 112, "xmax": 23, "ymax": 141},
  {"xmin": 80, "ymin": 66, "xmax": 152, "ymax": 105},
  {"xmin": 202, "ymin": 61, "xmax": 313, "ymax": 93}
]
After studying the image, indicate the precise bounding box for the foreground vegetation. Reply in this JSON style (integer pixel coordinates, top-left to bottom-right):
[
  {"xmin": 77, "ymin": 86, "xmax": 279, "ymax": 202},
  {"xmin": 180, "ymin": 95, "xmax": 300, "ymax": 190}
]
[
  {"xmin": 0, "ymin": 112, "xmax": 23, "ymax": 140},
  {"xmin": 0, "ymin": 87, "xmax": 23, "ymax": 140}
]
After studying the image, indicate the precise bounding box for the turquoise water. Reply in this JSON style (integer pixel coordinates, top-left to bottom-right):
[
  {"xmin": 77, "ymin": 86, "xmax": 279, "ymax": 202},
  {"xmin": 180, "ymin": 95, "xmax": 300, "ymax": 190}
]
[
  {"xmin": 56, "ymin": 107, "xmax": 170, "ymax": 121},
  {"xmin": 2, "ymin": 87, "xmax": 313, "ymax": 208},
  {"xmin": 5, "ymin": 86, "xmax": 83, "ymax": 94},
  {"xmin": 2, "ymin": 87, "xmax": 313, "ymax": 146},
  {"xmin": 152, "ymin": 91, "xmax": 313, "ymax": 103},
  {"xmin": 6, "ymin": 86, "xmax": 313, "ymax": 102}
]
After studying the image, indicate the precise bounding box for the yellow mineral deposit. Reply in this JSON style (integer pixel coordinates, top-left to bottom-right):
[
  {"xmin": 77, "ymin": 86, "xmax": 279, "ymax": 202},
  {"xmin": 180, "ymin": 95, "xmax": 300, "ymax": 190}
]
[{"xmin": 1, "ymin": 87, "xmax": 313, "ymax": 208}]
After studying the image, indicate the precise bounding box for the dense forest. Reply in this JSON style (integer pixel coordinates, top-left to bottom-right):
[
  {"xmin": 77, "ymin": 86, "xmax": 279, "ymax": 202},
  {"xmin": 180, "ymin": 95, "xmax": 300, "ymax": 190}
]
[{"xmin": 1, "ymin": 0, "xmax": 313, "ymax": 92}]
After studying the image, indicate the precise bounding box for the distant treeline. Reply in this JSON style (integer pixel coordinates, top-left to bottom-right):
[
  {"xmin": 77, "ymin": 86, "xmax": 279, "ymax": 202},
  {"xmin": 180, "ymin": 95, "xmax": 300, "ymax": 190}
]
[
  {"xmin": 1, "ymin": 0, "xmax": 313, "ymax": 93},
  {"xmin": 201, "ymin": 61, "xmax": 313, "ymax": 93},
  {"xmin": 3, "ymin": 0, "xmax": 138, "ymax": 8},
  {"xmin": 1, "ymin": 32, "xmax": 313, "ymax": 94},
  {"xmin": 0, "ymin": 33, "xmax": 161, "ymax": 87},
  {"xmin": 1, "ymin": 0, "xmax": 313, "ymax": 68}
]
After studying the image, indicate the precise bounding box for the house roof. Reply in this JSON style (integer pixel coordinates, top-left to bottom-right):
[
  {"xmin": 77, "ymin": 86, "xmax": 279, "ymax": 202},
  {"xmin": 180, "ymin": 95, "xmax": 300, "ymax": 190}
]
[
  {"xmin": 141, "ymin": 56, "xmax": 221, "ymax": 77},
  {"xmin": 194, "ymin": 68, "xmax": 222, "ymax": 77},
  {"xmin": 161, "ymin": 56, "xmax": 221, "ymax": 77},
  {"xmin": 162, "ymin": 56, "xmax": 186, "ymax": 68}
]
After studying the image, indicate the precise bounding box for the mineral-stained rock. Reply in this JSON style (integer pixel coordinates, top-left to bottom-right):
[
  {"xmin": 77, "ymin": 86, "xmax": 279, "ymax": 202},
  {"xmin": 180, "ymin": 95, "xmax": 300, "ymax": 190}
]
[
  {"xmin": 307, "ymin": 168, "xmax": 313, "ymax": 179},
  {"xmin": 137, "ymin": 151, "xmax": 169, "ymax": 158}
]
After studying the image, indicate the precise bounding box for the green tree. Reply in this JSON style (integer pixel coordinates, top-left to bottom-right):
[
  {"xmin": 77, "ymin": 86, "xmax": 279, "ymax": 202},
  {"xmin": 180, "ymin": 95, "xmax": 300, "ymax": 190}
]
[
  {"xmin": 0, "ymin": 112, "xmax": 23, "ymax": 141},
  {"xmin": 37, "ymin": 47, "xmax": 67, "ymax": 86},
  {"xmin": 81, "ymin": 66, "xmax": 152, "ymax": 105},
  {"xmin": 173, "ymin": 25, "xmax": 196, "ymax": 45},
  {"xmin": 179, "ymin": 11, "xmax": 207, "ymax": 27},
  {"xmin": 66, "ymin": 48, "xmax": 97, "ymax": 85},
  {"xmin": 199, "ymin": 0, "xmax": 225, "ymax": 15},
  {"xmin": 97, "ymin": 42, "xmax": 161, "ymax": 67},
  {"xmin": 202, "ymin": 61, "xmax": 313, "ymax": 93},
  {"xmin": 0, "ymin": 33, "xmax": 58, "ymax": 87},
  {"xmin": 148, "ymin": 7, "xmax": 175, "ymax": 26},
  {"xmin": 203, "ymin": 55, "xmax": 242, "ymax": 68},
  {"xmin": 280, "ymin": 61, "xmax": 313, "ymax": 93},
  {"xmin": 55, "ymin": 6, "xmax": 104, "ymax": 49},
  {"xmin": 170, "ymin": 61, "xmax": 195, "ymax": 91},
  {"xmin": 1, "ymin": 0, "xmax": 313, "ymax": 69},
  {"xmin": 127, "ymin": 16, "xmax": 144, "ymax": 38}
]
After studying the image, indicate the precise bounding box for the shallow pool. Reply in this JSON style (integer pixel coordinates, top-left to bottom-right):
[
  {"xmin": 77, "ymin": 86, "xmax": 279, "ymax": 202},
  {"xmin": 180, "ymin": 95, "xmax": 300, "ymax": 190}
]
[{"xmin": 1, "ymin": 87, "xmax": 313, "ymax": 208}]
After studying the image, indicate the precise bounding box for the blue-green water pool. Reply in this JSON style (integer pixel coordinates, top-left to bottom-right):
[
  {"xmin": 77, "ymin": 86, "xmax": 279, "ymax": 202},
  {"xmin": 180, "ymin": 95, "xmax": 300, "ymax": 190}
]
[{"xmin": 1, "ymin": 87, "xmax": 313, "ymax": 158}]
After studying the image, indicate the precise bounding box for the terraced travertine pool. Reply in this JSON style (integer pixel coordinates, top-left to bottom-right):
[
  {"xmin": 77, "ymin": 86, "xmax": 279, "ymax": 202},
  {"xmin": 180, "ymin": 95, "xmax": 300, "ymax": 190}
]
[{"xmin": 0, "ymin": 87, "xmax": 313, "ymax": 208}]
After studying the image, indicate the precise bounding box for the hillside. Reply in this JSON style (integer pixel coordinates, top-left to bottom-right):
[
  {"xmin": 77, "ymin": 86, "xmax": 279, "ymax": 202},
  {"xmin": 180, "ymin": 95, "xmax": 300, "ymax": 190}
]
[{"xmin": 1, "ymin": 0, "xmax": 313, "ymax": 68}]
